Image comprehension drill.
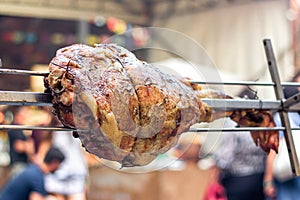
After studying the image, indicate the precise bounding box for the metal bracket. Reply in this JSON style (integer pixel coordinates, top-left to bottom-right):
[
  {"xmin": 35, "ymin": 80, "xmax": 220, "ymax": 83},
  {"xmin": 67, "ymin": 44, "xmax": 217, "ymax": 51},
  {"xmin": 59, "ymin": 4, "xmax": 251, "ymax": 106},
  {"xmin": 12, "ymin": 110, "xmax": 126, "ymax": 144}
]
[{"xmin": 263, "ymin": 39, "xmax": 300, "ymax": 176}]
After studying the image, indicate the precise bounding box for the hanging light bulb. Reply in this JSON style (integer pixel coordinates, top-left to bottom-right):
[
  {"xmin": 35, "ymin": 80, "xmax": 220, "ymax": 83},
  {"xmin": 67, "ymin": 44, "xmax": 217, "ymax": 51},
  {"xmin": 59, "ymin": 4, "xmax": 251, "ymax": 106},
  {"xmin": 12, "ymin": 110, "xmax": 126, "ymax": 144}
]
[{"xmin": 94, "ymin": 15, "xmax": 106, "ymax": 27}]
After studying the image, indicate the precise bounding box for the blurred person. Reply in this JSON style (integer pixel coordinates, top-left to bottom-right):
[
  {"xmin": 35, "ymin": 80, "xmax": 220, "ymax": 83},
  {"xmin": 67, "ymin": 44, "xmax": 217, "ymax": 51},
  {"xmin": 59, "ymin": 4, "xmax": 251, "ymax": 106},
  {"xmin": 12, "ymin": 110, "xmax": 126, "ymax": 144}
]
[
  {"xmin": 213, "ymin": 118, "xmax": 266, "ymax": 200},
  {"xmin": 282, "ymin": 71, "xmax": 300, "ymax": 98},
  {"xmin": 7, "ymin": 128, "xmax": 33, "ymax": 176},
  {"xmin": 0, "ymin": 106, "xmax": 11, "ymax": 160},
  {"xmin": 263, "ymin": 113, "xmax": 300, "ymax": 200},
  {"xmin": 203, "ymin": 164, "xmax": 227, "ymax": 200},
  {"xmin": 264, "ymin": 71, "xmax": 300, "ymax": 200},
  {"xmin": 0, "ymin": 108, "xmax": 5, "ymax": 124},
  {"xmin": 7, "ymin": 107, "xmax": 35, "ymax": 177},
  {"xmin": 29, "ymin": 111, "xmax": 88, "ymax": 200},
  {"xmin": 44, "ymin": 130, "xmax": 89, "ymax": 200},
  {"xmin": 30, "ymin": 107, "xmax": 54, "ymax": 165},
  {"xmin": 0, "ymin": 146, "xmax": 65, "ymax": 200},
  {"xmin": 31, "ymin": 129, "xmax": 53, "ymax": 165},
  {"xmin": 212, "ymin": 89, "xmax": 267, "ymax": 200}
]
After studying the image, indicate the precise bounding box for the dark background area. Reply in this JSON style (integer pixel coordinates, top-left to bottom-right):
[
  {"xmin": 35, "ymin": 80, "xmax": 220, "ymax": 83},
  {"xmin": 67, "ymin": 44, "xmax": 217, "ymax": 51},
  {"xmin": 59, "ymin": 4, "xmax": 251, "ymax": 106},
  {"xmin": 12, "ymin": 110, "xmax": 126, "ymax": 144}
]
[{"xmin": 0, "ymin": 15, "xmax": 146, "ymax": 91}]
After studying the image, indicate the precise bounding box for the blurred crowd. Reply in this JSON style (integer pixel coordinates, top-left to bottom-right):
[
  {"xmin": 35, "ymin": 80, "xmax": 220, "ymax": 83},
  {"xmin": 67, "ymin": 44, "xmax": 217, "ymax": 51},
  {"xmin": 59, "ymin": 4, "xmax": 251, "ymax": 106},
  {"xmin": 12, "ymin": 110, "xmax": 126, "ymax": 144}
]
[
  {"xmin": 0, "ymin": 106, "xmax": 89, "ymax": 200},
  {"xmin": 203, "ymin": 71, "xmax": 300, "ymax": 200}
]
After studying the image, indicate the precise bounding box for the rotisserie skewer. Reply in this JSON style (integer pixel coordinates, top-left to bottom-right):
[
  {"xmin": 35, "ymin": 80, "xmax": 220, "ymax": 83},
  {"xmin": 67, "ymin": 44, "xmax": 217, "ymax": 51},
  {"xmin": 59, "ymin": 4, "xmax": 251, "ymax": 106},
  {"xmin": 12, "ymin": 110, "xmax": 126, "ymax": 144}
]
[
  {"xmin": 0, "ymin": 41, "xmax": 299, "ymax": 168},
  {"xmin": 0, "ymin": 39, "xmax": 298, "ymax": 175},
  {"xmin": 41, "ymin": 43, "xmax": 279, "ymax": 166}
]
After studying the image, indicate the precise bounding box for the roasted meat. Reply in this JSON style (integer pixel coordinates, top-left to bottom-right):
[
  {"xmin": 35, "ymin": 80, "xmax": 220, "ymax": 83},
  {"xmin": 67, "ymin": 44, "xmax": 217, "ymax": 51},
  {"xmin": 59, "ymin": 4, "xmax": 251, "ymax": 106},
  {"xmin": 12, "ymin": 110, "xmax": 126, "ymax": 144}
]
[{"xmin": 44, "ymin": 43, "xmax": 278, "ymax": 167}]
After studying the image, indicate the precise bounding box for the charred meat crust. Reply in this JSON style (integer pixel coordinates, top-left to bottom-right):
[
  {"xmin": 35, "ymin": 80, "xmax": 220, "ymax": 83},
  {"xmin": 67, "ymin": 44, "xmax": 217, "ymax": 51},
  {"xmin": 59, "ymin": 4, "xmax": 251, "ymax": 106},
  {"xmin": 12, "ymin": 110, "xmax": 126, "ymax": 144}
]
[{"xmin": 44, "ymin": 43, "xmax": 208, "ymax": 166}]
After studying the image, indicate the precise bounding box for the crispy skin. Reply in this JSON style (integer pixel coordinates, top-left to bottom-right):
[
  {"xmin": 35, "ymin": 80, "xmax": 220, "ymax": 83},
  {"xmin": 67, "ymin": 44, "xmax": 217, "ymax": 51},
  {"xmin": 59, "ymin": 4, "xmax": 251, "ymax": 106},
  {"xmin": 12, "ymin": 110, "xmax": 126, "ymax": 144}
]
[
  {"xmin": 45, "ymin": 44, "xmax": 278, "ymax": 167},
  {"xmin": 45, "ymin": 44, "xmax": 204, "ymax": 166}
]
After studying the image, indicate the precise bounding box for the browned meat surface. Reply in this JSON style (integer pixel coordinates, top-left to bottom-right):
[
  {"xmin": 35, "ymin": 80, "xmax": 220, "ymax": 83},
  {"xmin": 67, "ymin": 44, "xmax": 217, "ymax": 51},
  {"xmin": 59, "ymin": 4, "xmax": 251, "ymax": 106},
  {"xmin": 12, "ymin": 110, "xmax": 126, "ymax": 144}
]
[{"xmin": 44, "ymin": 43, "xmax": 278, "ymax": 167}]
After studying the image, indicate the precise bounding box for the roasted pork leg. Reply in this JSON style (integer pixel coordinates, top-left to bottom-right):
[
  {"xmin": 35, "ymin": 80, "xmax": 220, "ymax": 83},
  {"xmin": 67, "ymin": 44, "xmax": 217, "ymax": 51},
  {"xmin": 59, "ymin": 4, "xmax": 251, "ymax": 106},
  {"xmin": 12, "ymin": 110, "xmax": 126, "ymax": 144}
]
[{"xmin": 45, "ymin": 43, "xmax": 278, "ymax": 167}]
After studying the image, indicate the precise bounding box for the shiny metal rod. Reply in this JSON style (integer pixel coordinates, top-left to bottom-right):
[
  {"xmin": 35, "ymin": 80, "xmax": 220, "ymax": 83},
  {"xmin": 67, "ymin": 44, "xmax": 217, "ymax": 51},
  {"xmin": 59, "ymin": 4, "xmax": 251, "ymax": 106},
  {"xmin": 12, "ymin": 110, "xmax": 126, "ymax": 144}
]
[
  {"xmin": 1, "ymin": 91, "xmax": 300, "ymax": 111},
  {"xmin": 0, "ymin": 68, "xmax": 48, "ymax": 76},
  {"xmin": 0, "ymin": 91, "xmax": 52, "ymax": 106},
  {"xmin": 190, "ymin": 127, "xmax": 285, "ymax": 132},
  {"xmin": 0, "ymin": 91, "xmax": 284, "ymax": 110},
  {"xmin": 2, "ymin": 68, "xmax": 300, "ymax": 87},
  {"xmin": 202, "ymin": 98, "xmax": 282, "ymax": 110},
  {"xmin": 0, "ymin": 125, "xmax": 75, "ymax": 131},
  {"xmin": 190, "ymin": 81, "xmax": 300, "ymax": 87},
  {"xmin": 0, "ymin": 124, "xmax": 287, "ymax": 132}
]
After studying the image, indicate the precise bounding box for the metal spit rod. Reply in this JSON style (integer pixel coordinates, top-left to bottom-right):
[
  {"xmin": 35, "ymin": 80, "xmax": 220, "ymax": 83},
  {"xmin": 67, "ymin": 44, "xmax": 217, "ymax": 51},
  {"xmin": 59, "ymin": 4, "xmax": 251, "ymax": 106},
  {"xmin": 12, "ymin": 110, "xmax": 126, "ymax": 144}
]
[
  {"xmin": 0, "ymin": 124, "xmax": 287, "ymax": 132},
  {"xmin": 2, "ymin": 91, "xmax": 300, "ymax": 111},
  {"xmin": 263, "ymin": 39, "xmax": 300, "ymax": 176},
  {"xmin": 0, "ymin": 68, "xmax": 48, "ymax": 76},
  {"xmin": 0, "ymin": 124, "xmax": 75, "ymax": 131},
  {"xmin": 191, "ymin": 80, "xmax": 300, "ymax": 87},
  {"xmin": 2, "ymin": 68, "xmax": 300, "ymax": 87},
  {"xmin": 4, "ymin": 124, "xmax": 300, "ymax": 132},
  {"xmin": 0, "ymin": 91, "xmax": 52, "ymax": 106}
]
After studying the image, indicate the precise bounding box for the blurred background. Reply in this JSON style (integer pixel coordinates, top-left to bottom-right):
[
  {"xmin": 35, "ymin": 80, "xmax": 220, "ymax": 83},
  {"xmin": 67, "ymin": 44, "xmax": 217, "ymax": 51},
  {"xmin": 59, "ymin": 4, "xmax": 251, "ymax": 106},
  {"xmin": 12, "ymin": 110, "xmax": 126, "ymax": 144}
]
[{"xmin": 0, "ymin": 0, "xmax": 299, "ymax": 199}]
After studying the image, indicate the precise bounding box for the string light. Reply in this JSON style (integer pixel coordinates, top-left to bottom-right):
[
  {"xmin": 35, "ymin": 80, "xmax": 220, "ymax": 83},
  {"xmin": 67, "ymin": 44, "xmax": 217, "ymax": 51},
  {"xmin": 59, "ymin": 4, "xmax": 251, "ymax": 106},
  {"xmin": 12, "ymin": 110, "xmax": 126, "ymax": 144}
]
[{"xmin": 1, "ymin": 17, "xmax": 150, "ymax": 47}]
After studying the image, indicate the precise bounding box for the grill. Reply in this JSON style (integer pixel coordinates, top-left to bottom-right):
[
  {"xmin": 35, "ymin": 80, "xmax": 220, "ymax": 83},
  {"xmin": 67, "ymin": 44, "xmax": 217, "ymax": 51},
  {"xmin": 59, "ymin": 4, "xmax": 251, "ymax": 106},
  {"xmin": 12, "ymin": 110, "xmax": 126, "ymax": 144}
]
[{"xmin": 1, "ymin": 39, "xmax": 300, "ymax": 173}]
